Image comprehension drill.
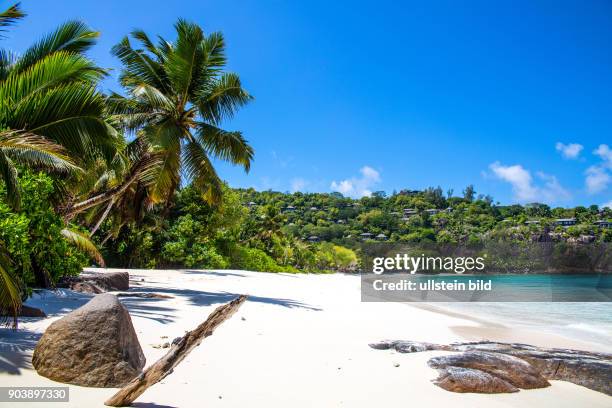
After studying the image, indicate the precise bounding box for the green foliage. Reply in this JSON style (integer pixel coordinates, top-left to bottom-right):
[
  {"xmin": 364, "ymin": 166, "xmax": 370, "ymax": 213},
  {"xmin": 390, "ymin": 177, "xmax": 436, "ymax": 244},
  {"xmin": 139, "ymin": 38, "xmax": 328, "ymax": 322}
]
[
  {"xmin": 315, "ymin": 243, "xmax": 358, "ymax": 272},
  {"xmin": 230, "ymin": 246, "xmax": 294, "ymax": 273},
  {"xmin": 0, "ymin": 172, "xmax": 88, "ymax": 289},
  {"xmin": 161, "ymin": 214, "xmax": 228, "ymax": 268}
]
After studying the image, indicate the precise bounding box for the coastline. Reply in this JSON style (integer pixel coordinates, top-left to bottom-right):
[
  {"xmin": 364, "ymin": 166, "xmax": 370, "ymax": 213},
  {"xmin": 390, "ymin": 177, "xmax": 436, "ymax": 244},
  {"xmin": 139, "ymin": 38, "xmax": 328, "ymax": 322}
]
[{"xmin": 0, "ymin": 268, "xmax": 610, "ymax": 407}]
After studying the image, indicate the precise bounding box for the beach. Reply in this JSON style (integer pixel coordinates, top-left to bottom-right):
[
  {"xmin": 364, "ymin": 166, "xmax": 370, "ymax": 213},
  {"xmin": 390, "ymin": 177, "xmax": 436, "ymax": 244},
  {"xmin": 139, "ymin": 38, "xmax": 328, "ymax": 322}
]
[{"xmin": 1, "ymin": 268, "xmax": 610, "ymax": 408}]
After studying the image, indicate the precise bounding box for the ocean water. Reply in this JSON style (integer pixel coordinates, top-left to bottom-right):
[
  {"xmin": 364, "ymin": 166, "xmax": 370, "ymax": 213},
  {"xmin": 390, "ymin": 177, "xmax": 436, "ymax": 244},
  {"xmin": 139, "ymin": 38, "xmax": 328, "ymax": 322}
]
[
  {"xmin": 435, "ymin": 301, "xmax": 612, "ymax": 350},
  {"xmin": 363, "ymin": 273, "xmax": 611, "ymax": 348}
]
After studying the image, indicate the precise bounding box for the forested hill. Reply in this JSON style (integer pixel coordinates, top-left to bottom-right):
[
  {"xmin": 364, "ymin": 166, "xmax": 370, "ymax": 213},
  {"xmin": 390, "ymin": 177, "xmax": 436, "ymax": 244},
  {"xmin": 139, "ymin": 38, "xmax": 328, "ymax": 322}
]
[
  {"xmin": 100, "ymin": 184, "xmax": 611, "ymax": 273},
  {"xmin": 238, "ymin": 186, "xmax": 612, "ymax": 245}
]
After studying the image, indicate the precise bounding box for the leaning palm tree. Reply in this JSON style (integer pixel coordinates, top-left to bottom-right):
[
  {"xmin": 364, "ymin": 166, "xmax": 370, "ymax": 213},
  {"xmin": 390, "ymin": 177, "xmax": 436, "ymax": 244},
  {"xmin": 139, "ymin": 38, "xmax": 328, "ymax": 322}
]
[{"xmin": 108, "ymin": 20, "xmax": 254, "ymax": 206}]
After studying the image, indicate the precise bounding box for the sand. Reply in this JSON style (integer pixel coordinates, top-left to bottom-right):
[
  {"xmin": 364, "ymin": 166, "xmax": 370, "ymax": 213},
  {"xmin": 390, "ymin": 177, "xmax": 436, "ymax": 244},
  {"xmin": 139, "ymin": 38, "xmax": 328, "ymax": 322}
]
[{"xmin": 0, "ymin": 268, "xmax": 610, "ymax": 408}]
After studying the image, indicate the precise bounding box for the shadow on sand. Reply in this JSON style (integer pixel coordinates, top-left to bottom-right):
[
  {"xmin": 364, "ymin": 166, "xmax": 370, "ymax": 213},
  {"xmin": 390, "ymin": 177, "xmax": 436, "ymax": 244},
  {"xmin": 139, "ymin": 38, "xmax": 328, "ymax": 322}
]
[
  {"xmin": 1, "ymin": 279, "xmax": 320, "ymax": 375},
  {"xmin": 0, "ymin": 327, "xmax": 40, "ymax": 374},
  {"xmin": 184, "ymin": 269, "xmax": 248, "ymax": 278},
  {"xmin": 118, "ymin": 285, "xmax": 321, "ymax": 324}
]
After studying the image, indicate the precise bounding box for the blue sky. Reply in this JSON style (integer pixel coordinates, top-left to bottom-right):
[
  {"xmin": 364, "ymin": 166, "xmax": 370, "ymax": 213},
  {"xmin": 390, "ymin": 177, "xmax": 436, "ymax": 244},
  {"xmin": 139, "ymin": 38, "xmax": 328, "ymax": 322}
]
[{"xmin": 5, "ymin": 0, "xmax": 612, "ymax": 207}]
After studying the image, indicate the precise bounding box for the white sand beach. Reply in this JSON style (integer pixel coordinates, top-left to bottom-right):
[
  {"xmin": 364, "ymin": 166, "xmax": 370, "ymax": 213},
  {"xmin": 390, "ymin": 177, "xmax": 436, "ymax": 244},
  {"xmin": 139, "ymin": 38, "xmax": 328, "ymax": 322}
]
[{"xmin": 1, "ymin": 268, "xmax": 610, "ymax": 408}]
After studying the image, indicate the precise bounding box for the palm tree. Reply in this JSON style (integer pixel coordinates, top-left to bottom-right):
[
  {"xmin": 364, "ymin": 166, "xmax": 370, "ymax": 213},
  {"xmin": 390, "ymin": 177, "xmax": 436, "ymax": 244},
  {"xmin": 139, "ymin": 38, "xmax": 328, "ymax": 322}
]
[
  {"xmin": 0, "ymin": 19, "xmax": 118, "ymax": 182},
  {"xmin": 0, "ymin": 7, "xmax": 114, "ymax": 311},
  {"xmin": 108, "ymin": 20, "xmax": 254, "ymax": 206},
  {"xmin": 0, "ymin": 2, "xmax": 25, "ymax": 325}
]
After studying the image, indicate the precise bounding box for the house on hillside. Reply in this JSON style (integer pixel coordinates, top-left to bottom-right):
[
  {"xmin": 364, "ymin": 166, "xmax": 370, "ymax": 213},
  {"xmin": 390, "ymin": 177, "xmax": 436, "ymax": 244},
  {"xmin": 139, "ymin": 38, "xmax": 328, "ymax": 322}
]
[
  {"xmin": 554, "ymin": 218, "xmax": 576, "ymax": 227},
  {"xmin": 594, "ymin": 220, "xmax": 612, "ymax": 229},
  {"xmin": 425, "ymin": 209, "xmax": 440, "ymax": 215},
  {"xmin": 284, "ymin": 205, "xmax": 296, "ymax": 212},
  {"xmin": 376, "ymin": 233, "xmax": 388, "ymax": 241},
  {"xmin": 403, "ymin": 208, "xmax": 418, "ymax": 216},
  {"xmin": 246, "ymin": 201, "xmax": 257, "ymax": 208},
  {"xmin": 360, "ymin": 232, "xmax": 374, "ymax": 240},
  {"xmin": 307, "ymin": 236, "xmax": 320, "ymax": 243},
  {"xmin": 525, "ymin": 220, "xmax": 540, "ymax": 225}
]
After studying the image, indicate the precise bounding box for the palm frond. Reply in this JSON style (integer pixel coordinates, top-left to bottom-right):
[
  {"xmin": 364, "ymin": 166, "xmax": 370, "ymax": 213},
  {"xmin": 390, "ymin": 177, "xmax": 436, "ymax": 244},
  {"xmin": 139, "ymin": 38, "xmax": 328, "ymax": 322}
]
[
  {"xmin": 10, "ymin": 83, "xmax": 116, "ymax": 162},
  {"xmin": 182, "ymin": 140, "xmax": 223, "ymax": 204},
  {"xmin": 0, "ymin": 51, "xmax": 106, "ymax": 104},
  {"xmin": 165, "ymin": 19, "xmax": 205, "ymax": 102},
  {"xmin": 112, "ymin": 36, "xmax": 167, "ymax": 91},
  {"xmin": 196, "ymin": 72, "xmax": 252, "ymax": 124},
  {"xmin": 0, "ymin": 3, "xmax": 25, "ymax": 36},
  {"xmin": 0, "ymin": 130, "xmax": 82, "ymax": 174},
  {"xmin": 196, "ymin": 123, "xmax": 253, "ymax": 171},
  {"xmin": 0, "ymin": 245, "xmax": 21, "ymax": 328},
  {"xmin": 14, "ymin": 21, "xmax": 99, "ymax": 73},
  {"xmin": 145, "ymin": 125, "xmax": 181, "ymax": 202},
  {"xmin": 60, "ymin": 228, "xmax": 105, "ymax": 266},
  {"xmin": 0, "ymin": 49, "xmax": 17, "ymax": 80},
  {"xmin": 0, "ymin": 150, "xmax": 19, "ymax": 208}
]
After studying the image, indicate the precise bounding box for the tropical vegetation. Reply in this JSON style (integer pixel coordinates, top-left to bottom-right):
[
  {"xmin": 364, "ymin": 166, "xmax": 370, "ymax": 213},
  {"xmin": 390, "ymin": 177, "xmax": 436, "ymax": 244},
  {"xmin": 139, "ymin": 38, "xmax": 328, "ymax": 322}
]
[{"xmin": 0, "ymin": 3, "xmax": 610, "ymax": 327}]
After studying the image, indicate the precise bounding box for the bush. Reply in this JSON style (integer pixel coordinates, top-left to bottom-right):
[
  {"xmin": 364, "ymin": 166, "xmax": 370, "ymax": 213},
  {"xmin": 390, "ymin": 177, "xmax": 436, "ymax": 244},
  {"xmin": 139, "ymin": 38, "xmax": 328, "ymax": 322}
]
[
  {"xmin": 0, "ymin": 172, "xmax": 88, "ymax": 290},
  {"xmin": 160, "ymin": 214, "xmax": 229, "ymax": 268},
  {"xmin": 230, "ymin": 246, "xmax": 295, "ymax": 272}
]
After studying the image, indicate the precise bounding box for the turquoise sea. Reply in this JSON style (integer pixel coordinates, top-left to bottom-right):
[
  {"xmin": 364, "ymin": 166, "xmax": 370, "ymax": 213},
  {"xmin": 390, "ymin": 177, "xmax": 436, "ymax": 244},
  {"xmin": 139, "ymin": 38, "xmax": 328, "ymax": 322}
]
[
  {"xmin": 437, "ymin": 301, "xmax": 612, "ymax": 351},
  {"xmin": 363, "ymin": 273, "xmax": 612, "ymax": 349}
]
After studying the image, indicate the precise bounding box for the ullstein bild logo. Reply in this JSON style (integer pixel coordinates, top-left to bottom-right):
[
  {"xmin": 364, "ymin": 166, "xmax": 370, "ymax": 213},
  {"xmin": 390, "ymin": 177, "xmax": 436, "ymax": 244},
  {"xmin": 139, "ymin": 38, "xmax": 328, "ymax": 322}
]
[{"xmin": 371, "ymin": 254, "xmax": 486, "ymax": 274}]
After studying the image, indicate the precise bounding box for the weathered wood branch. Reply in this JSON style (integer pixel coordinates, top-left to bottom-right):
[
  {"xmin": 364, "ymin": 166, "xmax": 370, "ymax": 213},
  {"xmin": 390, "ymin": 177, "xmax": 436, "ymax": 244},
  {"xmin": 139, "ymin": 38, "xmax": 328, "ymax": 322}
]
[{"xmin": 104, "ymin": 295, "xmax": 247, "ymax": 407}]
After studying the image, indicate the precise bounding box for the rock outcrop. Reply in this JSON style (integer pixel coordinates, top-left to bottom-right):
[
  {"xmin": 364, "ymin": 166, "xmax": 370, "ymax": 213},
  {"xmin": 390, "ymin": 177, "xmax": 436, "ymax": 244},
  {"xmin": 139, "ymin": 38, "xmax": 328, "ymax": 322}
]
[
  {"xmin": 58, "ymin": 271, "xmax": 129, "ymax": 293},
  {"xmin": 32, "ymin": 293, "xmax": 145, "ymax": 387},
  {"xmin": 370, "ymin": 340, "xmax": 611, "ymax": 395},
  {"xmin": 19, "ymin": 305, "xmax": 47, "ymax": 317}
]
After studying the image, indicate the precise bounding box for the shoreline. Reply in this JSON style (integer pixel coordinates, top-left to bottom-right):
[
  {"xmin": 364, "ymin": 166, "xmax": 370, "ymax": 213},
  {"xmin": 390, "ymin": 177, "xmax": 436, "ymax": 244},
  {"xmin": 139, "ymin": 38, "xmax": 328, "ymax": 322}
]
[
  {"xmin": 0, "ymin": 268, "xmax": 610, "ymax": 407},
  {"xmin": 408, "ymin": 302, "xmax": 610, "ymax": 352}
]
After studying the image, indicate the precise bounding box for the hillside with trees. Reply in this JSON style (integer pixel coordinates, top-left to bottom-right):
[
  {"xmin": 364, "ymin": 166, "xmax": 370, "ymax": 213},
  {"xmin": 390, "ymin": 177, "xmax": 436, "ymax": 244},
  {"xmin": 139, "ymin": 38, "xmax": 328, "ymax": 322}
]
[{"xmin": 99, "ymin": 184, "xmax": 612, "ymax": 274}]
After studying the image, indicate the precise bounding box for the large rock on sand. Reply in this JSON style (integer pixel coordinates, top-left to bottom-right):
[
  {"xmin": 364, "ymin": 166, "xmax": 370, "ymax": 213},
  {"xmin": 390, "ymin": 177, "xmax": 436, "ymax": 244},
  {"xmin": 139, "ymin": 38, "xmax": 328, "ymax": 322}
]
[
  {"xmin": 428, "ymin": 351, "xmax": 550, "ymax": 392},
  {"xmin": 59, "ymin": 271, "xmax": 129, "ymax": 293},
  {"xmin": 32, "ymin": 293, "xmax": 145, "ymax": 387},
  {"xmin": 370, "ymin": 340, "xmax": 612, "ymax": 395}
]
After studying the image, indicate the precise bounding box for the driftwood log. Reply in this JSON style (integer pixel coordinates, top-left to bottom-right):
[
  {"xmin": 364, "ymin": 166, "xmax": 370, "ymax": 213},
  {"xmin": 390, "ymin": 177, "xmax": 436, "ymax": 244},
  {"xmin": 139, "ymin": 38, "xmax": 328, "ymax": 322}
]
[
  {"xmin": 105, "ymin": 295, "xmax": 247, "ymax": 407},
  {"xmin": 370, "ymin": 340, "xmax": 612, "ymax": 395}
]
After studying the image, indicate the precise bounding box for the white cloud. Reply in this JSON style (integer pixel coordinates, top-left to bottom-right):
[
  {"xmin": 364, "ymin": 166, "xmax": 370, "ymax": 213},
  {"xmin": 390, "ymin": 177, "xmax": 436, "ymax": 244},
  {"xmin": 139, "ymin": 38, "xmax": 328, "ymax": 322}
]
[
  {"xmin": 489, "ymin": 162, "xmax": 570, "ymax": 203},
  {"xmin": 331, "ymin": 166, "xmax": 381, "ymax": 198},
  {"xmin": 536, "ymin": 172, "xmax": 572, "ymax": 201},
  {"xmin": 290, "ymin": 178, "xmax": 308, "ymax": 192},
  {"xmin": 555, "ymin": 142, "xmax": 583, "ymax": 159},
  {"xmin": 602, "ymin": 200, "xmax": 612, "ymax": 209},
  {"xmin": 594, "ymin": 144, "xmax": 612, "ymax": 168},
  {"xmin": 584, "ymin": 144, "xmax": 612, "ymax": 194},
  {"xmin": 585, "ymin": 165, "xmax": 610, "ymax": 194},
  {"xmin": 270, "ymin": 150, "xmax": 293, "ymax": 168},
  {"xmin": 489, "ymin": 162, "xmax": 537, "ymax": 201}
]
